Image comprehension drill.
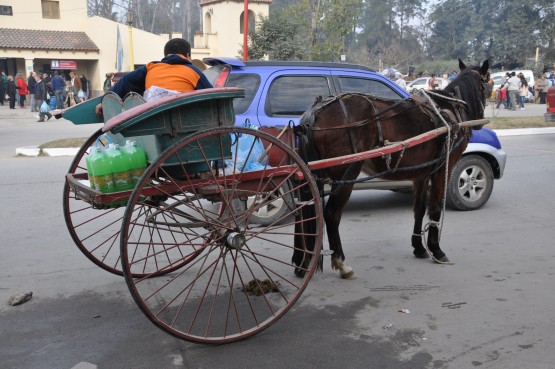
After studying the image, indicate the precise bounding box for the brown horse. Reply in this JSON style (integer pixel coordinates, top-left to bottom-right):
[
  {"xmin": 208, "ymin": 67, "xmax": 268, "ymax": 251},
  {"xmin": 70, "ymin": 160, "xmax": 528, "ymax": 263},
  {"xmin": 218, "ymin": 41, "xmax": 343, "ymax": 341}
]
[{"xmin": 293, "ymin": 59, "xmax": 489, "ymax": 279}]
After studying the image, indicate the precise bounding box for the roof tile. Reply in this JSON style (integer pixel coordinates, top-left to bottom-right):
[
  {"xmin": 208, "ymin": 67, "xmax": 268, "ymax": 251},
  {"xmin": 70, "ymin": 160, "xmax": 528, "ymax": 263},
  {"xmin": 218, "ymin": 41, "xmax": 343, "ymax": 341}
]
[{"xmin": 0, "ymin": 28, "xmax": 99, "ymax": 51}]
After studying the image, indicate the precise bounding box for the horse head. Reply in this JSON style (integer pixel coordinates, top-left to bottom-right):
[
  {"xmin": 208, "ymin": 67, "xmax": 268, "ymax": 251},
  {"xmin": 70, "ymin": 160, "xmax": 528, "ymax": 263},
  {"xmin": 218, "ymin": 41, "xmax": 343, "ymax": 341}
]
[{"xmin": 444, "ymin": 59, "xmax": 490, "ymax": 128}]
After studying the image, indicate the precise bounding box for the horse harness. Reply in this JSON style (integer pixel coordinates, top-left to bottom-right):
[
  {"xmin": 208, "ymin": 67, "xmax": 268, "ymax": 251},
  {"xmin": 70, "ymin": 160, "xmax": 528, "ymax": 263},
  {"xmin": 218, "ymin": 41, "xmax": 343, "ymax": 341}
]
[{"xmin": 295, "ymin": 91, "xmax": 470, "ymax": 188}]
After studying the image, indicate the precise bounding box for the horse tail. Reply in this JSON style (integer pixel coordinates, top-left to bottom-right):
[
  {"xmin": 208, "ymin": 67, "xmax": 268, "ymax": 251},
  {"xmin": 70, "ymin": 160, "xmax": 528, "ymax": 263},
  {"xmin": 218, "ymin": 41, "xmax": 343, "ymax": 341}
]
[{"xmin": 293, "ymin": 110, "xmax": 324, "ymax": 275}]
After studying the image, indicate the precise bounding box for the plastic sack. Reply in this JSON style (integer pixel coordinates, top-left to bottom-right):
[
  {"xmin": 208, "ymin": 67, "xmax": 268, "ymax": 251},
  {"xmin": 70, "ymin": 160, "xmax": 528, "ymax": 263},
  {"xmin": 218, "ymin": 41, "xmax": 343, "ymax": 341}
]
[
  {"xmin": 40, "ymin": 101, "xmax": 49, "ymax": 113},
  {"xmin": 49, "ymin": 96, "xmax": 56, "ymax": 110},
  {"xmin": 143, "ymin": 86, "xmax": 180, "ymax": 102},
  {"xmin": 77, "ymin": 90, "xmax": 85, "ymax": 99},
  {"xmin": 226, "ymin": 125, "xmax": 268, "ymax": 173}
]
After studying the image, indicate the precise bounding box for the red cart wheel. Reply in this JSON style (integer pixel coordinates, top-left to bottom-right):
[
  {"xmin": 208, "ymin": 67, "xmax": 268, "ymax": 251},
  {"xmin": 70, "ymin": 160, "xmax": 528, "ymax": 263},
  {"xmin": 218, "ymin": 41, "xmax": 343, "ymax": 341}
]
[
  {"xmin": 62, "ymin": 129, "xmax": 129, "ymax": 275},
  {"xmin": 63, "ymin": 129, "xmax": 191, "ymax": 277},
  {"xmin": 120, "ymin": 127, "xmax": 323, "ymax": 343}
]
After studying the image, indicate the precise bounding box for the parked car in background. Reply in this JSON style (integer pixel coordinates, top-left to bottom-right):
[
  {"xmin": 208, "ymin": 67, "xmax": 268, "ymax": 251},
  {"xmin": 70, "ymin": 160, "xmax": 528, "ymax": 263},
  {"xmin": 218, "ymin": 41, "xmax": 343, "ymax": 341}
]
[
  {"xmin": 406, "ymin": 77, "xmax": 450, "ymax": 91},
  {"xmin": 203, "ymin": 57, "xmax": 507, "ymax": 224},
  {"xmin": 546, "ymin": 84, "xmax": 555, "ymax": 123}
]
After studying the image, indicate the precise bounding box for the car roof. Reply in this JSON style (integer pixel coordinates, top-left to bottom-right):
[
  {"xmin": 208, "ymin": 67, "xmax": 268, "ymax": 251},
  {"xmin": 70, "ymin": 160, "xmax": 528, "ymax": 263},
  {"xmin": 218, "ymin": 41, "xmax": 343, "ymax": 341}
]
[{"xmin": 203, "ymin": 57, "xmax": 376, "ymax": 72}]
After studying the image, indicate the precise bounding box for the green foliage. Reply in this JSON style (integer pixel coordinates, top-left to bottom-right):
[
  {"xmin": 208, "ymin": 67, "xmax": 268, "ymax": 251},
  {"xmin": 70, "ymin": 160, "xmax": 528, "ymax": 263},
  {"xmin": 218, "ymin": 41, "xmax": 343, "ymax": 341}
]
[
  {"xmin": 415, "ymin": 60, "xmax": 461, "ymax": 77},
  {"xmin": 245, "ymin": 13, "xmax": 308, "ymax": 60},
  {"xmin": 428, "ymin": 0, "xmax": 550, "ymax": 68},
  {"xmin": 248, "ymin": 0, "xmax": 555, "ymax": 68}
]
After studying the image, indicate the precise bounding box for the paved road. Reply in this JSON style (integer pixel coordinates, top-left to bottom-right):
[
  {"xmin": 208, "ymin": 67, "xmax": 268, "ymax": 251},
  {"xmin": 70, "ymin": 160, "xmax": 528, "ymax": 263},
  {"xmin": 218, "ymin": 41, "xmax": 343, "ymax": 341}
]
[{"xmin": 1, "ymin": 103, "xmax": 554, "ymax": 369}]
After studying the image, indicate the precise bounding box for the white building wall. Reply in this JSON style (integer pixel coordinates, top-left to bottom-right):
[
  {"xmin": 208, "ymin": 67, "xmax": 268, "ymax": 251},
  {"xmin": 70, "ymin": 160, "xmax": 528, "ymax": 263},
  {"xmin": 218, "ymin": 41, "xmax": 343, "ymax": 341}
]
[
  {"xmin": 1, "ymin": 0, "xmax": 271, "ymax": 93},
  {"xmin": 197, "ymin": 1, "xmax": 269, "ymax": 58}
]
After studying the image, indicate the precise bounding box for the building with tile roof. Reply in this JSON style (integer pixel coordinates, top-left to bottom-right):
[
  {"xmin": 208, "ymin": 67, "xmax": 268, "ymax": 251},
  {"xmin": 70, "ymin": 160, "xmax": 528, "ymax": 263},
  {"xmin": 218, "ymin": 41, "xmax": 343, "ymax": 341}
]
[
  {"xmin": 0, "ymin": 0, "xmax": 270, "ymax": 97},
  {"xmin": 0, "ymin": 0, "xmax": 167, "ymax": 96}
]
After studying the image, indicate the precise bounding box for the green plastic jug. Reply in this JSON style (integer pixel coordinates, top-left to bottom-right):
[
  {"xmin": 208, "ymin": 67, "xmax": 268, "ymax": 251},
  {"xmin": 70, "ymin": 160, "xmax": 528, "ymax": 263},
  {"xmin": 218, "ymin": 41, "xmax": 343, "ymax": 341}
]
[
  {"xmin": 124, "ymin": 140, "xmax": 148, "ymax": 186},
  {"xmin": 106, "ymin": 144, "xmax": 133, "ymax": 191},
  {"xmin": 89, "ymin": 147, "xmax": 115, "ymax": 193}
]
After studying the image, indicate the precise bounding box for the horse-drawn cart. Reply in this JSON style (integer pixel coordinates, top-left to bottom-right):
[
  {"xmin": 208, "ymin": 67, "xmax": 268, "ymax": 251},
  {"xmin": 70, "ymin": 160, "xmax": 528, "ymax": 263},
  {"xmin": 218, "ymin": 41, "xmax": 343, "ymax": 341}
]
[{"xmin": 63, "ymin": 79, "xmax": 488, "ymax": 343}]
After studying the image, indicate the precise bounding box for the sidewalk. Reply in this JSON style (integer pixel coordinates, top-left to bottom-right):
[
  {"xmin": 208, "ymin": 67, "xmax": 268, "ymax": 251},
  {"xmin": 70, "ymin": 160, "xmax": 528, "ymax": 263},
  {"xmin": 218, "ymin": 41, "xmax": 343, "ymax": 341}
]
[{"xmin": 5, "ymin": 99, "xmax": 555, "ymax": 157}]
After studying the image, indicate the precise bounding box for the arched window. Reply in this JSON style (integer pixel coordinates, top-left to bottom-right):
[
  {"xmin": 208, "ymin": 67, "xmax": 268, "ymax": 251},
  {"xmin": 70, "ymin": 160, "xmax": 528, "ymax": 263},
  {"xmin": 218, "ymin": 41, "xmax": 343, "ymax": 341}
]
[
  {"xmin": 239, "ymin": 10, "xmax": 255, "ymax": 34},
  {"xmin": 204, "ymin": 12, "xmax": 212, "ymax": 34}
]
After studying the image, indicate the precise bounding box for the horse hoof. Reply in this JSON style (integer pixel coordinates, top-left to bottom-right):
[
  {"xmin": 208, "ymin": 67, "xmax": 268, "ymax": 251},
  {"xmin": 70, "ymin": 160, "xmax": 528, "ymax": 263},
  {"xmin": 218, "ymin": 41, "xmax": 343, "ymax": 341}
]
[
  {"xmin": 341, "ymin": 270, "xmax": 355, "ymax": 280},
  {"xmin": 413, "ymin": 250, "xmax": 430, "ymax": 259},
  {"xmin": 294, "ymin": 267, "xmax": 306, "ymax": 278},
  {"xmin": 433, "ymin": 256, "xmax": 450, "ymax": 264}
]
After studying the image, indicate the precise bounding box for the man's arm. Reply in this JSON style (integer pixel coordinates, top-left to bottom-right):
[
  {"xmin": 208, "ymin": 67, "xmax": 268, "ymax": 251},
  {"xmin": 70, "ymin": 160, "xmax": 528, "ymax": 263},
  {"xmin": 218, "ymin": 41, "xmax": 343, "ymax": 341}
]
[
  {"xmin": 97, "ymin": 66, "xmax": 147, "ymax": 117},
  {"xmin": 111, "ymin": 66, "xmax": 148, "ymax": 98}
]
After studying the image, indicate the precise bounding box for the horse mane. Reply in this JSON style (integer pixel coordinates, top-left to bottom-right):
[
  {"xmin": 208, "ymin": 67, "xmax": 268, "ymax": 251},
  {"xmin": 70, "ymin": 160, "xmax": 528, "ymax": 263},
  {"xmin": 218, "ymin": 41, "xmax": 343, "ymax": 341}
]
[{"xmin": 440, "ymin": 66, "xmax": 486, "ymax": 120}]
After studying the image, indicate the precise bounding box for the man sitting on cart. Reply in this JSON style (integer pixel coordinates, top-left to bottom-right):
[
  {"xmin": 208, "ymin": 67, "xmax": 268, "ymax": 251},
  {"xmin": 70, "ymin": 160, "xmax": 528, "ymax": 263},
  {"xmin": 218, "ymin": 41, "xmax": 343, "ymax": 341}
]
[{"xmin": 96, "ymin": 38, "xmax": 212, "ymax": 117}]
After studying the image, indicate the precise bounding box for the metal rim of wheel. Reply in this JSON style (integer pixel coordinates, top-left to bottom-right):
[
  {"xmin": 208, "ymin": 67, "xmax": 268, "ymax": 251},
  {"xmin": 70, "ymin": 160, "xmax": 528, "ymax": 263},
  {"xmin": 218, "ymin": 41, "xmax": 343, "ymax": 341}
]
[
  {"xmin": 63, "ymin": 129, "xmax": 192, "ymax": 277},
  {"xmin": 63, "ymin": 128, "xmax": 127, "ymax": 275},
  {"xmin": 120, "ymin": 126, "xmax": 323, "ymax": 343}
]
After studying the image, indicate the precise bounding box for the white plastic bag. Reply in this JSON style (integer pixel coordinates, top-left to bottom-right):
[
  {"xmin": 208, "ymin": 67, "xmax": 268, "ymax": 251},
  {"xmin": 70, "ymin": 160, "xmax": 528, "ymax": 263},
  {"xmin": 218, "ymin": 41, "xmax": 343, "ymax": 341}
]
[
  {"xmin": 40, "ymin": 101, "xmax": 49, "ymax": 113},
  {"xmin": 226, "ymin": 124, "xmax": 268, "ymax": 173}
]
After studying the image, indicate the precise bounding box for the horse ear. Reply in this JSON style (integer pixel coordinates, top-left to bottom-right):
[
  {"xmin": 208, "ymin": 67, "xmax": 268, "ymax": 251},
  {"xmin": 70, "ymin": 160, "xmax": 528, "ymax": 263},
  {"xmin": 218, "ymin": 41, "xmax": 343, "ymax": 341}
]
[
  {"xmin": 459, "ymin": 59, "xmax": 466, "ymax": 71},
  {"xmin": 481, "ymin": 59, "xmax": 490, "ymax": 75}
]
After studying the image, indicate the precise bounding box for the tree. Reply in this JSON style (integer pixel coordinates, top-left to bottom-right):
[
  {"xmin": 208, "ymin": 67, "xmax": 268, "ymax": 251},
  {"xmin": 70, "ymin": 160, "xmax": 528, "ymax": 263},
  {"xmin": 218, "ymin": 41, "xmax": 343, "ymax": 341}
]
[
  {"xmin": 246, "ymin": 13, "xmax": 308, "ymax": 60},
  {"xmin": 393, "ymin": 0, "xmax": 427, "ymax": 46}
]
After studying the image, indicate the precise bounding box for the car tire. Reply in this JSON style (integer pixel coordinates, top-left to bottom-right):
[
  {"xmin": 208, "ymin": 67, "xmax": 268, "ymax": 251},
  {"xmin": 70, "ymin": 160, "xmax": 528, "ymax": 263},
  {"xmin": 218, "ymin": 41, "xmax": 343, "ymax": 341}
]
[
  {"xmin": 231, "ymin": 181, "xmax": 295, "ymax": 226},
  {"xmin": 447, "ymin": 155, "xmax": 494, "ymax": 211}
]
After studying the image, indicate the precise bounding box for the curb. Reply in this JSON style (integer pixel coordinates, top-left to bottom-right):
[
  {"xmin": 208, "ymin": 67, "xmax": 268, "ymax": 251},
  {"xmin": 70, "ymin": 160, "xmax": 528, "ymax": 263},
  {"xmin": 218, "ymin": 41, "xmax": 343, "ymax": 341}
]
[
  {"xmin": 492, "ymin": 127, "xmax": 555, "ymax": 137},
  {"xmin": 16, "ymin": 146, "xmax": 80, "ymax": 157},
  {"xmin": 14, "ymin": 127, "xmax": 555, "ymax": 157}
]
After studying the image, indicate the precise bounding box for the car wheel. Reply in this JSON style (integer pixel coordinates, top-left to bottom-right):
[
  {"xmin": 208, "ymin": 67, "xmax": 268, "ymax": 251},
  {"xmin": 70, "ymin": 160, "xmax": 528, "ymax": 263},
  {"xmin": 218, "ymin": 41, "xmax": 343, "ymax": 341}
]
[
  {"xmin": 447, "ymin": 155, "xmax": 494, "ymax": 211},
  {"xmin": 231, "ymin": 181, "xmax": 295, "ymax": 226}
]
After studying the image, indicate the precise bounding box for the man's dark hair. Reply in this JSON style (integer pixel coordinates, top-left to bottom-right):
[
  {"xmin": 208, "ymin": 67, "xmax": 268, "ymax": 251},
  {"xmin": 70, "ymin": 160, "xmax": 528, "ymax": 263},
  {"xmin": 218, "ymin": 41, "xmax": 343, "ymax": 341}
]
[
  {"xmin": 164, "ymin": 38, "xmax": 191, "ymax": 57},
  {"xmin": 511, "ymin": 72, "xmax": 516, "ymax": 76}
]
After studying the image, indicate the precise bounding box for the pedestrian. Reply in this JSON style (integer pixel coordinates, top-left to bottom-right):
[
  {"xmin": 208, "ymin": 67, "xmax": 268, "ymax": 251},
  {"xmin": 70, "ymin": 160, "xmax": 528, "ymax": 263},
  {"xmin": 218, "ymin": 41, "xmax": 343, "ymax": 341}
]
[
  {"xmin": 485, "ymin": 77, "xmax": 494, "ymax": 106},
  {"xmin": 68, "ymin": 71, "xmax": 83, "ymax": 104},
  {"xmin": 518, "ymin": 73, "xmax": 528, "ymax": 110},
  {"xmin": 0, "ymin": 71, "xmax": 7, "ymax": 106},
  {"xmin": 32, "ymin": 72, "xmax": 42, "ymax": 113},
  {"xmin": 428, "ymin": 74, "xmax": 438, "ymax": 90},
  {"xmin": 395, "ymin": 74, "xmax": 407, "ymax": 90},
  {"xmin": 80, "ymin": 74, "xmax": 88, "ymax": 100},
  {"xmin": 6, "ymin": 75, "xmax": 16, "ymax": 109},
  {"xmin": 15, "ymin": 73, "xmax": 29, "ymax": 108},
  {"xmin": 505, "ymin": 72, "xmax": 520, "ymax": 111},
  {"xmin": 51, "ymin": 71, "xmax": 65, "ymax": 109},
  {"xmin": 503, "ymin": 72, "xmax": 511, "ymax": 107},
  {"xmin": 96, "ymin": 38, "xmax": 212, "ymax": 116},
  {"xmin": 27, "ymin": 71, "xmax": 37, "ymax": 112},
  {"xmin": 537, "ymin": 74, "xmax": 548, "ymax": 104},
  {"xmin": 35, "ymin": 73, "xmax": 52, "ymax": 122},
  {"xmin": 496, "ymin": 85, "xmax": 508, "ymax": 109},
  {"xmin": 103, "ymin": 73, "xmax": 112, "ymax": 93}
]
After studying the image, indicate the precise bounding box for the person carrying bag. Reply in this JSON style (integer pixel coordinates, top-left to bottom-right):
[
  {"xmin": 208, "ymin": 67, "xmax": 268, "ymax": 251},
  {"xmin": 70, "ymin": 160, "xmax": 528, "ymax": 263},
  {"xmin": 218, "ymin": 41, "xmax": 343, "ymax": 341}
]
[{"xmin": 36, "ymin": 73, "xmax": 52, "ymax": 122}]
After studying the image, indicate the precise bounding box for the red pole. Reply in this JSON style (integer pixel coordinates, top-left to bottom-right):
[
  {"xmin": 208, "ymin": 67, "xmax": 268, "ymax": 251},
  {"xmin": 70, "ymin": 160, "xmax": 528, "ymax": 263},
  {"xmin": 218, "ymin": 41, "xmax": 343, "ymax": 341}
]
[{"xmin": 243, "ymin": 0, "xmax": 249, "ymax": 61}]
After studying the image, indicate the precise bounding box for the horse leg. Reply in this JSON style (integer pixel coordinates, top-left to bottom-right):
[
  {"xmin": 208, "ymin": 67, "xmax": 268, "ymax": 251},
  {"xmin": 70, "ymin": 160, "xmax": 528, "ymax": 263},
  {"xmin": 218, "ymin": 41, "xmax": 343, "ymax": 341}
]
[
  {"xmin": 411, "ymin": 178, "xmax": 430, "ymax": 259},
  {"xmin": 325, "ymin": 184, "xmax": 355, "ymax": 279},
  {"xmin": 426, "ymin": 173, "xmax": 449, "ymax": 263}
]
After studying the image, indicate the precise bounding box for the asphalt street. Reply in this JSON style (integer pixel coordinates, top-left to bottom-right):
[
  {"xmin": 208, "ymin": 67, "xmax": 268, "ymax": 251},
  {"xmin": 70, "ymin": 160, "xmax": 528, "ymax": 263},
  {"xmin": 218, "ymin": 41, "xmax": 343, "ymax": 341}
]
[{"xmin": 0, "ymin": 101, "xmax": 554, "ymax": 369}]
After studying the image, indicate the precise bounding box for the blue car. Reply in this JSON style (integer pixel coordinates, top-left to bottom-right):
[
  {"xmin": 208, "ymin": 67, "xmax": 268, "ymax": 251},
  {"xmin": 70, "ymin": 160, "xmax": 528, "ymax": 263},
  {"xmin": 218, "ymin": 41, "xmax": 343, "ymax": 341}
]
[{"xmin": 204, "ymin": 57, "xmax": 506, "ymax": 216}]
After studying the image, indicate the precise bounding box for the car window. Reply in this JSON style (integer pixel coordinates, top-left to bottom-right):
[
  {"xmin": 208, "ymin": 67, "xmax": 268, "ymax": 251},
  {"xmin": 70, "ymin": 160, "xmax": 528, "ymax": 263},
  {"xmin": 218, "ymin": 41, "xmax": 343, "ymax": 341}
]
[
  {"xmin": 224, "ymin": 73, "xmax": 261, "ymax": 115},
  {"xmin": 411, "ymin": 78, "xmax": 426, "ymax": 86},
  {"xmin": 265, "ymin": 75, "xmax": 332, "ymax": 117},
  {"xmin": 337, "ymin": 76, "xmax": 402, "ymax": 100}
]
